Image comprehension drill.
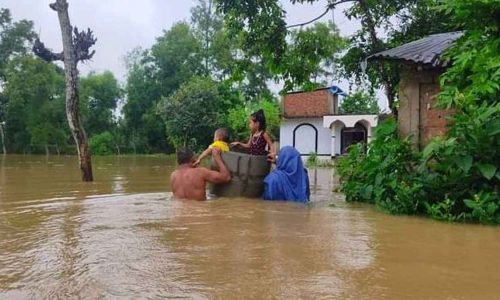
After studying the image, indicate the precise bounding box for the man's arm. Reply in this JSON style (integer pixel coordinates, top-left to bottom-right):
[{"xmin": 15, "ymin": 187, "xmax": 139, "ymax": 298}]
[{"xmin": 202, "ymin": 148, "xmax": 231, "ymax": 183}]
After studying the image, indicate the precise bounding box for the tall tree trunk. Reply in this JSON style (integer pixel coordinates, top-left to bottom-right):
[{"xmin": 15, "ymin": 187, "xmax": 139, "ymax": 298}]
[
  {"xmin": 34, "ymin": 0, "xmax": 96, "ymax": 180},
  {"xmin": 52, "ymin": 0, "xmax": 93, "ymax": 181},
  {"xmin": 0, "ymin": 123, "xmax": 6, "ymax": 155}
]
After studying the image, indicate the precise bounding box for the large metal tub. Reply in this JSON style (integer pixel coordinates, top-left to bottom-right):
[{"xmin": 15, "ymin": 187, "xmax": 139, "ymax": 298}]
[{"xmin": 210, "ymin": 151, "xmax": 271, "ymax": 198}]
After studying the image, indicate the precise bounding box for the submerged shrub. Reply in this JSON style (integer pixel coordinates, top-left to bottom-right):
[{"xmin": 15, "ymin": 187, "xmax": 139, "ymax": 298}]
[
  {"xmin": 337, "ymin": 107, "xmax": 499, "ymax": 223},
  {"xmin": 419, "ymin": 103, "xmax": 500, "ymax": 223},
  {"xmin": 90, "ymin": 131, "xmax": 115, "ymax": 155},
  {"xmin": 337, "ymin": 0, "xmax": 500, "ymax": 224},
  {"xmin": 306, "ymin": 152, "xmax": 318, "ymax": 167},
  {"xmin": 337, "ymin": 118, "xmax": 424, "ymax": 215}
]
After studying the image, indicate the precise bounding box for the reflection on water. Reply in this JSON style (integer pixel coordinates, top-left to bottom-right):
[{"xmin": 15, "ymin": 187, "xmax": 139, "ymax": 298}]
[{"xmin": 1, "ymin": 155, "xmax": 500, "ymax": 299}]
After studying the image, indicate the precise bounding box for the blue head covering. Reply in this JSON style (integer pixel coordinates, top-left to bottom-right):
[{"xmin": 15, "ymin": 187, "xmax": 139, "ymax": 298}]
[{"xmin": 263, "ymin": 146, "xmax": 310, "ymax": 202}]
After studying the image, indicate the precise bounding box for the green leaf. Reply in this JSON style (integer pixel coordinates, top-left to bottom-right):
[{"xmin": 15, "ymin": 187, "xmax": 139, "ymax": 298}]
[
  {"xmin": 455, "ymin": 155, "xmax": 473, "ymax": 173},
  {"xmin": 477, "ymin": 164, "xmax": 497, "ymax": 180},
  {"xmin": 463, "ymin": 199, "xmax": 477, "ymax": 209},
  {"xmin": 486, "ymin": 202, "xmax": 498, "ymax": 215},
  {"xmin": 360, "ymin": 185, "xmax": 373, "ymax": 200},
  {"xmin": 422, "ymin": 142, "xmax": 437, "ymax": 158}
]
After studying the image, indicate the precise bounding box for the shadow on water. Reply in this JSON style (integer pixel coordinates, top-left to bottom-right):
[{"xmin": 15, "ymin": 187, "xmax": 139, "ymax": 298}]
[{"xmin": 1, "ymin": 155, "xmax": 500, "ymax": 299}]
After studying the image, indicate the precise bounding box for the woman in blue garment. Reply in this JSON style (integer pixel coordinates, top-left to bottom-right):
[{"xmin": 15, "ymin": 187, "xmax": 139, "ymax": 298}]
[{"xmin": 263, "ymin": 146, "xmax": 310, "ymax": 202}]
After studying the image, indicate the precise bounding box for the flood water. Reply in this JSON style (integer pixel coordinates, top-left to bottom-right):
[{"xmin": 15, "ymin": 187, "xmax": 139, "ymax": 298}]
[{"xmin": 1, "ymin": 155, "xmax": 500, "ymax": 299}]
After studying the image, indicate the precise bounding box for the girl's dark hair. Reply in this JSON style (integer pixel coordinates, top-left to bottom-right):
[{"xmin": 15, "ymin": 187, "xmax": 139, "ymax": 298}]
[{"xmin": 251, "ymin": 109, "xmax": 266, "ymax": 131}]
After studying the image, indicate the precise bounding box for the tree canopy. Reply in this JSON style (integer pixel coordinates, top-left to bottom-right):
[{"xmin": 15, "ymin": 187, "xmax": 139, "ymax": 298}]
[
  {"xmin": 80, "ymin": 71, "xmax": 122, "ymax": 138},
  {"xmin": 214, "ymin": 0, "xmax": 458, "ymax": 112},
  {"xmin": 3, "ymin": 55, "xmax": 66, "ymax": 153},
  {"xmin": 158, "ymin": 76, "xmax": 226, "ymax": 151},
  {"xmin": 1, "ymin": 0, "xmax": 489, "ymax": 157},
  {"xmin": 339, "ymin": 90, "xmax": 380, "ymax": 115}
]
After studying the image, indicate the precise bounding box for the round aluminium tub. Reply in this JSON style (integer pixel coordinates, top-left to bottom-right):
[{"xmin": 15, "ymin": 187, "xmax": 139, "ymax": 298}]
[{"xmin": 209, "ymin": 151, "xmax": 271, "ymax": 198}]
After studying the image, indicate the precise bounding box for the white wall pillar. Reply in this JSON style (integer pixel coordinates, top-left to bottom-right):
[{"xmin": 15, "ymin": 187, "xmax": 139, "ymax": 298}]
[
  {"xmin": 367, "ymin": 126, "xmax": 373, "ymax": 144},
  {"xmin": 331, "ymin": 133, "xmax": 337, "ymax": 158}
]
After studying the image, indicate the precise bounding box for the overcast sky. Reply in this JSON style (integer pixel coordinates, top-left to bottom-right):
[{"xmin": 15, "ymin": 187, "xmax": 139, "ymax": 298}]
[{"xmin": 0, "ymin": 0, "xmax": 388, "ymax": 109}]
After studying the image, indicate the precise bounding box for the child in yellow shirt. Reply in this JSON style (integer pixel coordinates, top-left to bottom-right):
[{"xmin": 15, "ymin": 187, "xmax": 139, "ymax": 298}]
[{"xmin": 194, "ymin": 128, "xmax": 229, "ymax": 166}]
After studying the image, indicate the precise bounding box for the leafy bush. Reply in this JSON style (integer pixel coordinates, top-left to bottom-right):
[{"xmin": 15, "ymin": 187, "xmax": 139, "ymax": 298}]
[
  {"xmin": 419, "ymin": 103, "xmax": 500, "ymax": 223},
  {"xmin": 306, "ymin": 152, "xmax": 318, "ymax": 167},
  {"xmin": 423, "ymin": 0, "xmax": 500, "ymax": 223},
  {"xmin": 89, "ymin": 131, "xmax": 115, "ymax": 155},
  {"xmin": 337, "ymin": 108, "xmax": 499, "ymax": 223},
  {"xmin": 337, "ymin": 118, "xmax": 424, "ymax": 215},
  {"xmin": 337, "ymin": 0, "xmax": 500, "ymax": 224}
]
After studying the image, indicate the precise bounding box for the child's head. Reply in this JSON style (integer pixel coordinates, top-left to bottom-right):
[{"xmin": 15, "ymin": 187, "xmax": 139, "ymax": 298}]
[
  {"xmin": 249, "ymin": 109, "xmax": 266, "ymax": 133},
  {"xmin": 214, "ymin": 128, "xmax": 229, "ymax": 142}
]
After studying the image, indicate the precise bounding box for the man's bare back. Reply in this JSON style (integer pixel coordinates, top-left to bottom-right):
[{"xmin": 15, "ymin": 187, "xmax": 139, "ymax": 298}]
[{"xmin": 171, "ymin": 148, "xmax": 230, "ymax": 200}]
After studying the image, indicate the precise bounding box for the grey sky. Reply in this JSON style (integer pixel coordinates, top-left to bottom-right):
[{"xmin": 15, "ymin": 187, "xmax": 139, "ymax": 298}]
[{"xmin": 1, "ymin": 0, "xmax": 388, "ymax": 110}]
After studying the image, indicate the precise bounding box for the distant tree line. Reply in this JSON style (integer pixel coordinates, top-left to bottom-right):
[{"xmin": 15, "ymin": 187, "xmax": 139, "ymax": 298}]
[
  {"xmin": 0, "ymin": 1, "xmax": 345, "ymax": 155},
  {"xmin": 0, "ymin": 0, "xmax": 456, "ymax": 155}
]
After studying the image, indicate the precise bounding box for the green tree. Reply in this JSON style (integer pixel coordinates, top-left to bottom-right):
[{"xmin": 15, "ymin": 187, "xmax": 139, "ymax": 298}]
[
  {"xmin": 150, "ymin": 22, "xmax": 203, "ymax": 96},
  {"xmin": 0, "ymin": 8, "xmax": 36, "ymax": 82},
  {"xmin": 80, "ymin": 71, "xmax": 122, "ymax": 138},
  {"xmin": 158, "ymin": 76, "xmax": 227, "ymax": 151},
  {"xmin": 3, "ymin": 55, "xmax": 67, "ymax": 153},
  {"xmin": 122, "ymin": 23, "xmax": 204, "ymax": 153},
  {"xmin": 339, "ymin": 90, "xmax": 380, "ymax": 115},
  {"xmin": 280, "ymin": 22, "xmax": 347, "ymax": 91},
  {"xmin": 191, "ymin": 0, "xmax": 273, "ymax": 100},
  {"xmin": 122, "ymin": 47, "xmax": 168, "ymax": 153},
  {"xmin": 0, "ymin": 8, "xmax": 36, "ymax": 126},
  {"xmin": 340, "ymin": 0, "xmax": 457, "ymax": 113},
  {"xmin": 190, "ymin": 0, "xmax": 222, "ymax": 76},
  {"xmin": 439, "ymin": 0, "xmax": 500, "ymax": 108},
  {"xmin": 215, "ymin": 0, "xmax": 455, "ymax": 111},
  {"xmin": 216, "ymin": 0, "xmax": 287, "ymax": 67}
]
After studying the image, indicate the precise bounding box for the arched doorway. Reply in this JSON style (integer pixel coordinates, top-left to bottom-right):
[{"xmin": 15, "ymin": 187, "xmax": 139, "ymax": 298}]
[
  {"xmin": 293, "ymin": 123, "xmax": 318, "ymax": 154},
  {"xmin": 341, "ymin": 122, "xmax": 367, "ymax": 153}
]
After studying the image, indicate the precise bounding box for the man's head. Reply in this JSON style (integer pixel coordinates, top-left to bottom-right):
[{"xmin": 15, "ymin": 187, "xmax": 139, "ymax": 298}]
[
  {"xmin": 177, "ymin": 148, "xmax": 194, "ymax": 165},
  {"xmin": 214, "ymin": 128, "xmax": 229, "ymax": 142}
]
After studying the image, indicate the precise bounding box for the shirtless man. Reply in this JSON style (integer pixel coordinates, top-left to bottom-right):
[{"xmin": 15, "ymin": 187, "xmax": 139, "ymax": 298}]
[{"xmin": 170, "ymin": 147, "xmax": 231, "ymax": 200}]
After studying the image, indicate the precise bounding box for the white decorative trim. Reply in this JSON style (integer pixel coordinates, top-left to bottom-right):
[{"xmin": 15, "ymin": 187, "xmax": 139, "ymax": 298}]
[{"xmin": 323, "ymin": 114, "xmax": 378, "ymax": 129}]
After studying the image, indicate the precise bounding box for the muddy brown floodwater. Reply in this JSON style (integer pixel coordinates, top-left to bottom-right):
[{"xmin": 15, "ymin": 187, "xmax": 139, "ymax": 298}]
[{"xmin": 1, "ymin": 155, "xmax": 500, "ymax": 299}]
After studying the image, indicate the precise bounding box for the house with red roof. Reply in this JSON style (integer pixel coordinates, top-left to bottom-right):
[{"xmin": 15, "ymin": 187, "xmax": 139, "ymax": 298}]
[{"xmin": 279, "ymin": 86, "xmax": 378, "ymax": 159}]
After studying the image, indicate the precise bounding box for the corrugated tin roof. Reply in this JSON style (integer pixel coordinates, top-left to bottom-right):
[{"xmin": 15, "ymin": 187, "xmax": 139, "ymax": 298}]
[{"xmin": 368, "ymin": 31, "xmax": 464, "ymax": 66}]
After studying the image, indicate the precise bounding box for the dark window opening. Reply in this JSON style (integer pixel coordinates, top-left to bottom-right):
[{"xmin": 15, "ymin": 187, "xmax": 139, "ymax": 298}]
[{"xmin": 341, "ymin": 123, "xmax": 367, "ymax": 154}]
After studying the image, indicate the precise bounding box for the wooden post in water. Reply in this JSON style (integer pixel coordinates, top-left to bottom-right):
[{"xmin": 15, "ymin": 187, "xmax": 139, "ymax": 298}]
[{"xmin": 33, "ymin": 0, "xmax": 96, "ymax": 181}]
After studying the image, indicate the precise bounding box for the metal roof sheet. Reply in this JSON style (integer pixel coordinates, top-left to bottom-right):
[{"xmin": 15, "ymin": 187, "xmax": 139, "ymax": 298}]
[{"xmin": 368, "ymin": 31, "xmax": 464, "ymax": 66}]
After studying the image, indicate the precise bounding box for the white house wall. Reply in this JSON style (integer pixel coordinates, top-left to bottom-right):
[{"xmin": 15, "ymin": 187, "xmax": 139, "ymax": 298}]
[
  {"xmin": 279, "ymin": 118, "xmax": 331, "ymax": 156},
  {"xmin": 334, "ymin": 125, "xmax": 342, "ymax": 155}
]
